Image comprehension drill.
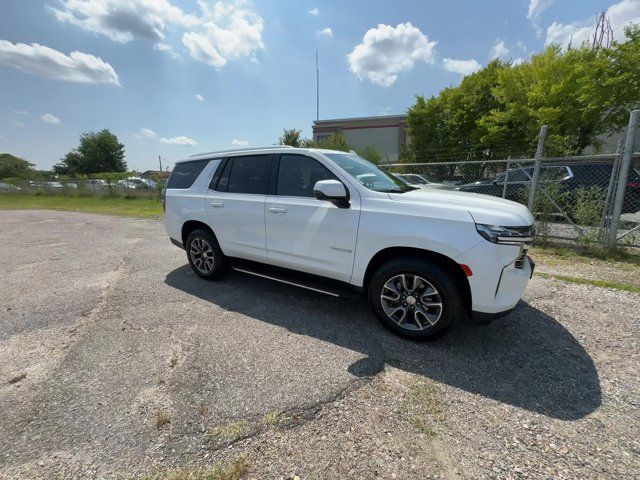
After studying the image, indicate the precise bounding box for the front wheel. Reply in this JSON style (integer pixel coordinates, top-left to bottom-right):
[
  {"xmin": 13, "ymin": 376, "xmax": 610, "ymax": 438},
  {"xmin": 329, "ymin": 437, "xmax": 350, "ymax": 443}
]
[
  {"xmin": 368, "ymin": 258, "xmax": 465, "ymax": 340},
  {"xmin": 185, "ymin": 229, "xmax": 228, "ymax": 280}
]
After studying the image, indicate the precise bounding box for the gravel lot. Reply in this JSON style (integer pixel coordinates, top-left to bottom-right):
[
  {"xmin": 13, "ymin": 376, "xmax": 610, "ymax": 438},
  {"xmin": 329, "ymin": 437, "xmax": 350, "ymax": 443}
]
[{"xmin": 0, "ymin": 210, "xmax": 638, "ymax": 479}]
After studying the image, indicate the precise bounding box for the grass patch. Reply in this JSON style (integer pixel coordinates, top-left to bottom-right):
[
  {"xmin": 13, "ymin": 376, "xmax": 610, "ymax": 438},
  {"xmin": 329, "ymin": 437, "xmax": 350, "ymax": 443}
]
[
  {"xmin": 262, "ymin": 411, "xmax": 289, "ymax": 428},
  {"xmin": 0, "ymin": 194, "xmax": 162, "ymax": 219},
  {"xmin": 208, "ymin": 421, "xmax": 250, "ymax": 446},
  {"xmin": 535, "ymin": 272, "xmax": 640, "ymax": 293},
  {"xmin": 402, "ymin": 377, "xmax": 444, "ymax": 437},
  {"xmin": 155, "ymin": 411, "xmax": 171, "ymax": 429},
  {"xmin": 532, "ymin": 244, "xmax": 640, "ymax": 268},
  {"xmin": 143, "ymin": 456, "xmax": 250, "ymax": 480}
]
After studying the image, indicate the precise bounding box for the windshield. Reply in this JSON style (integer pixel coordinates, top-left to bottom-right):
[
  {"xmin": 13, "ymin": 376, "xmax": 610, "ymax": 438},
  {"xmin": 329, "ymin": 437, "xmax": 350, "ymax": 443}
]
[{"xmin": 324, "ymin": 153, "xmax": 414, "ymax": 193}]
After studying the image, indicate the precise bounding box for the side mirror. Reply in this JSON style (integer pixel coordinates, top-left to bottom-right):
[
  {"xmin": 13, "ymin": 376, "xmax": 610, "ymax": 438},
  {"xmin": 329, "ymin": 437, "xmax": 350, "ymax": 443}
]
[{"xmin": 313, "ymin": 180, "xmax": 350, "ymax": 208}]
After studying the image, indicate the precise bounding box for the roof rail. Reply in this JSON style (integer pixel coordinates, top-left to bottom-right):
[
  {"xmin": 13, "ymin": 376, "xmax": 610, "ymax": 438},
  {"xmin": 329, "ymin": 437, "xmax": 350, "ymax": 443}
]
[{"xmin": 188, "ymin": 145, "xmax": 294, "ymax": 158}]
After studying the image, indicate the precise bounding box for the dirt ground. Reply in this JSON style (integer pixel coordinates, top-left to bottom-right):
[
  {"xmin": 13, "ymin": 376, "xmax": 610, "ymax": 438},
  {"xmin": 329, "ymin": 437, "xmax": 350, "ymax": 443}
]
[{"xmin": 1, "ymin": 211, "xmax": 638, "ymax": 479}]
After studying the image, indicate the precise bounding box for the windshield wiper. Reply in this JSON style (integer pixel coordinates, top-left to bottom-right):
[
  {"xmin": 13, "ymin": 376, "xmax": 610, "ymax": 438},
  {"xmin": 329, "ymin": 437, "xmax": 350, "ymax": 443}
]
[{"xmin": 378, "ymin": 188, "xmax": 413, "ymax": 193}]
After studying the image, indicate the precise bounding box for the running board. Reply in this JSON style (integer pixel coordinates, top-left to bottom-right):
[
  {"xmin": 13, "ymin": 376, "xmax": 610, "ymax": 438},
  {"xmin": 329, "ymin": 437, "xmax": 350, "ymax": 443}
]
[{"xmin": 230, "ymin": 261, "xmax": 361, "ymax": 299}]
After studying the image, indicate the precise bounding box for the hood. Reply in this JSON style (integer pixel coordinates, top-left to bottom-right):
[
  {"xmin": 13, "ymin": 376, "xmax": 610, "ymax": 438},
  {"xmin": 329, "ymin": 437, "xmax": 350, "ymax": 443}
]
[{"xmin": 387, "ymin": 189, "xmax": 534, "ymax": 226}]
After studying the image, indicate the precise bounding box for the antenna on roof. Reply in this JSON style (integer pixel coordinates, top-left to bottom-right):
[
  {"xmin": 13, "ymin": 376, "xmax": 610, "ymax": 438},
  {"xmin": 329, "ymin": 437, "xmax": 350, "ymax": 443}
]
[{"xmin": 316, "ymin": 49, "xmax": 320, "ymax": 121}]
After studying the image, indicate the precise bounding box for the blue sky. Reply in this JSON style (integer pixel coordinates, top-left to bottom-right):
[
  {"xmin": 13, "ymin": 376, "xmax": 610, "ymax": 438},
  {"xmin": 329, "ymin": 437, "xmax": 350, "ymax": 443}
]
[{"xmin": 1, "ymin": 0, "xmax": 638, "ymax": 172}]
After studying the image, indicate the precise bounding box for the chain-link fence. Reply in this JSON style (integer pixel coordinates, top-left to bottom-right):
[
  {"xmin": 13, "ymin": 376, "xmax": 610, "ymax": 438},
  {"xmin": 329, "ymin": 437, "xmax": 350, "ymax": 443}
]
[
  {"xmin": 0, "ymin": 176, "xmax": 165, "ymax": 199},
  {"xmin": 382, "ymin": 110, "xmax": 640, "ymax": 249}
]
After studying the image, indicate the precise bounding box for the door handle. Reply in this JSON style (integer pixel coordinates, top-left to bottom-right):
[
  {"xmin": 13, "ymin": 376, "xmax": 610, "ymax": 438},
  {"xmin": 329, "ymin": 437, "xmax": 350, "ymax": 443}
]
[
  {"xmin": 210, "ymin": 201, "xmax": 224, "ymax": 208},
  {"xmin": 268, "ymin": 207, "xmax": 287, "ymax": 214}
]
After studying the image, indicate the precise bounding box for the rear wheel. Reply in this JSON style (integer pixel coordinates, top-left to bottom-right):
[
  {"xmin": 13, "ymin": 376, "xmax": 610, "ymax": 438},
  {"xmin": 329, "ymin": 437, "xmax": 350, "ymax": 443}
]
[
  {"xmin": 185, "ymin": 229, "xmax": 228, "ymax": 280},
  {"xmin": 368, "ymin": 258, "xmax": 465, "ymax": 340}
]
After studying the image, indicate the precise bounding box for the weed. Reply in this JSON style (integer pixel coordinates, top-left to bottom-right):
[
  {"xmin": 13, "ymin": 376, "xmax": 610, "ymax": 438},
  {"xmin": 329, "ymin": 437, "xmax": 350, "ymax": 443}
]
[
  {"xmin": 402, "ymin": 377, "xmax": 444, "ymax": 437},
  {"xmin": 198, "ymin": 404, "xmax": 209, "ymax": 416},
  {"xmin": 170, "ymin": 352, "xmax": 178, "ymax": 368},
  {"xmin": 208, "ymin": 421, "xmax": 250, "ymax": 446},
  {"xmin": 143, "ymin": 455, "xmax": 250, "ymax": 480},
  {"xmin": 262, "ymin": 411, "xmax": 289, "ymax": 427},
  {"xmin": 155, "ymin": 411, "xmax": 171, "ymax": 429}
]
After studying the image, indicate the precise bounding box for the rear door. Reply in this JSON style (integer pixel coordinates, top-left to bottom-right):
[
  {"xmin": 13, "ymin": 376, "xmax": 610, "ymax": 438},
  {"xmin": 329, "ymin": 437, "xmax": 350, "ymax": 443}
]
[
  {"xmin": 206, "ymin": 155, "xmax": 273, "ymax": 261},
  {"xmin": 264, "ymin": 153, "xmax": 360, "ymax": 282}
]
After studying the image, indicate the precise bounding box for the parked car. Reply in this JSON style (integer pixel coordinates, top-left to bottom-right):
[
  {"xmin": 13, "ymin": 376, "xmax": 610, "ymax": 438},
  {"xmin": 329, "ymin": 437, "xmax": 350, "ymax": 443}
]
[
  {"xmin": 0, "ymin": 181, "xmax": 20, "ymax": 191},
  {"xmin": 163, "ymin": 147, "xmax": 534, "ymax": 340},
  {"xmin": 392, "ymin": 173, "xmax": 447, "ymax": 189},
  {"xmin": 85, "ymin": 179, "xmax": 107, "ymax": 191},
  {"xmin": 117, "ymin": 177, "xmax": 157, "ymax": 190},
  {"xmin": 28, "ymin": 181, "xmax": 63, "ymax": 189},
  {"xmin": 456, "ymin": 162, "xmax": 640, "ymax": 214}
]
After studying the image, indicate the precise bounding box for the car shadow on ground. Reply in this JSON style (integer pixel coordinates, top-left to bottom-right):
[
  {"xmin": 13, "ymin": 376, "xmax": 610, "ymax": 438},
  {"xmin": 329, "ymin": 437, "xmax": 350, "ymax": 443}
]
[{"xmin": 165, "ymin": 266, "xmax": 601, "ymax": 421}]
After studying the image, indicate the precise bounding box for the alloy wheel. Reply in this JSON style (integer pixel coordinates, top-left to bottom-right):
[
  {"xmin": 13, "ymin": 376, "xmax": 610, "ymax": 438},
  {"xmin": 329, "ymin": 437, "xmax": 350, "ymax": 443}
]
[
  {"xmin": 189, "ymin": 237, "xmax": 215, "ymax": 274},
  {"xmin": 380, "ymin": 274, "xmax": 443, "ymax": 331}
]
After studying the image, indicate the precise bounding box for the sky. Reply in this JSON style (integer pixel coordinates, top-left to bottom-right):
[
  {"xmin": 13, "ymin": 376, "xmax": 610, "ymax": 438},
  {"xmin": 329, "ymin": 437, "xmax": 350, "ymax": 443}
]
[{"xmin": 1, "ymin": 0, "xmax": 639, "ymax": 172}]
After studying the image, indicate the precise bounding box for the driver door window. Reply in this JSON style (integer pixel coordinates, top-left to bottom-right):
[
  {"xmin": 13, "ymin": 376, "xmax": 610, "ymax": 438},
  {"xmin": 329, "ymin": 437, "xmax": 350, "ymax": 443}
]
[{"xmin": 276, "ymin": 155, "xmax": 337, "ymax": 197}]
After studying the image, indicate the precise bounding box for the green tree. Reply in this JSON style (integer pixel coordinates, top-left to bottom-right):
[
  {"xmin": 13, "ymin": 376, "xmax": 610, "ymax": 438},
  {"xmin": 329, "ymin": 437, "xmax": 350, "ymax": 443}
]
[
  {"xmin": 315, "ymin": 132, "xmax": 350, "ymax": 151},
  {"xmin": 55, "ymin": 129, "xmax": 126, "ymax": 175},
  {"xmin": 405, "ymin": 24, "xmax": 640, "ymax": 160},
  {"xmin": 279, "ymin": 128, "xmax": 306, "ymax": 147},
  {"xmin": 0, "ymin": 153, "xmax": 37, "ymax": 179}
]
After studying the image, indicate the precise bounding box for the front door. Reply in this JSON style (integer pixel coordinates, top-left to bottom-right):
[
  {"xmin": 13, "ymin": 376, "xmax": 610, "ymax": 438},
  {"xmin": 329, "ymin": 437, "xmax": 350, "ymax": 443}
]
[{"xmin": 265, "ymin": 154, "xmax": 360, "ymax": 282}]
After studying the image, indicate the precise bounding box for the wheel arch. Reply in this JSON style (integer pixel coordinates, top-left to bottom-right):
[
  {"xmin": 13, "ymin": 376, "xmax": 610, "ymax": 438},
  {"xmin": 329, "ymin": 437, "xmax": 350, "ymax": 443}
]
[
  {"xmin": 181, "ymin": 220, "xmax": 216, "ymax": 247},
  {"xmin": 362, "ymin": 246, "xmax": 472, "ymax": 316}
]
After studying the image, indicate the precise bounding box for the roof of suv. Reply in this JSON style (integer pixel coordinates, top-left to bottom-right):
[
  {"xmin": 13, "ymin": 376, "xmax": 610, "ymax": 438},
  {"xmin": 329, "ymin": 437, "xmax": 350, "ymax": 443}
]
[{"xmin": 178, "ymin": 146, "xmax": 354, "ymax": 164}]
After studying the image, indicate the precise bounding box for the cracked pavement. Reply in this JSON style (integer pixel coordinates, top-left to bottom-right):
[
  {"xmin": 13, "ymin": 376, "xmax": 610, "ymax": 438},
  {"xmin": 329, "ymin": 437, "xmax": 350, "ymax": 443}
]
[{"xmin": 0, "ymin": 210, "xmax": 638, "ymax": 479}]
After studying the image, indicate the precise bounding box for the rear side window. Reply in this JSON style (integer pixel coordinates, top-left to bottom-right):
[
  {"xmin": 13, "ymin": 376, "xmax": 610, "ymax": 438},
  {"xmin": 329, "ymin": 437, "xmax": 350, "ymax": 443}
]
[
  {"xmin": 276, "ymin": 155, "xmax": 337, "ymax": 197},
  {"xmin": 225, "ymin": 155, "xmax": 270, "ymax": 194},
  {"xmin": 167, "ymin": 160, "xmax": 209, "ymax": 189}
]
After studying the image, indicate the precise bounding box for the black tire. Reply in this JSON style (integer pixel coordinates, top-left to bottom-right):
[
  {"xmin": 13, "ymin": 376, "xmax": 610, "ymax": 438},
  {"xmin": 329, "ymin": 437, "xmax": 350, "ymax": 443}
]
[
  {"xmin": 368, "ymin": 257, "xmax": 465, "ymax": 340},
  {"xmin": 185, "ymin": 228, "xmax": 228, "ymax": 280}
]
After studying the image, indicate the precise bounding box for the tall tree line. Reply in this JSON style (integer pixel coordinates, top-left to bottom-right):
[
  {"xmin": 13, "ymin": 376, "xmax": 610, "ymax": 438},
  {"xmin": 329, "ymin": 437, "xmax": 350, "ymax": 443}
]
[{"xmin": 404, "ymin": 24, "xmax": 640, "ymax": 162}]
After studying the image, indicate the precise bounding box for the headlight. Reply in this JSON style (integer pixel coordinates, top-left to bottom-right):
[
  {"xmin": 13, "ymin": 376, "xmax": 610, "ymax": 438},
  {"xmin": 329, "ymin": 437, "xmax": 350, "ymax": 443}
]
[{"xmin": 475, "ymin": 224, "xmax": 534, "ymax": 245}]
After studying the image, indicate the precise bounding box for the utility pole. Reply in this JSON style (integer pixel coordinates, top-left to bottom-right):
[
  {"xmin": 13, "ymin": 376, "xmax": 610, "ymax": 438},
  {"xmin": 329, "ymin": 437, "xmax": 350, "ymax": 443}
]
[
  {"xmin": 158, "ymin": 155, "xmax": 163, "ymax": 173},
  {"xmin": 316, "ymin": 50, "xmax": 319, "ymax": 121}
]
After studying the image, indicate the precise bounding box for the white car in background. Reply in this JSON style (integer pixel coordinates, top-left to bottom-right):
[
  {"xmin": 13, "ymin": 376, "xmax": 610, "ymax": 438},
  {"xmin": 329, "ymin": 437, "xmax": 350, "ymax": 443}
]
[
  {"xmin": 163, "ymin": 147, "xmax": 534, "ymax": 340},
  {"xmin": 393, "ymin": 173, "xmax": 447, "ymax": 189},
  {"xmin": 85, "ymin": 179, "xmax": 108, "ymax": 191}
]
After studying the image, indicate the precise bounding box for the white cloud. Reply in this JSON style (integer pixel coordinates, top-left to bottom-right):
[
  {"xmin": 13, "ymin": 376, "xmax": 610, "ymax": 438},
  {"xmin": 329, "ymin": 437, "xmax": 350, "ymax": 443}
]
[
  {"xmin": 154, "ymin": 42, "xmax": 180, "ymax": 58},
  {"xmin": 12, "ymin": 121, "xmax": 25, "ymax": 127},
  {"xmin": 512, "ymin": 57, "xmax": 525, "ymax": 66},
  {"xmin": 546, "ymin": 0, "xmax": 640, "ymax": 48},
  {"xmin": 195, "ymin": 93, "xmax": 204, "ymax": 101},
  {"xmin": 0, "ymin": 39, "xmax": 120, "ymax": 85},
  {"xmin": 232, "ymin": 139, "xmax": 249, "ymax": 147},
  {"xmin": 160, "ymin": 136, "xmax": 197, "ymax": 146},
  {"xmin": 317, "ymin": 27, "xmax": 333, "ymax": 38},
  {"xmin": 308, "ymin": 7, "xmax": 319, "ymax": 16},
  {"xmin": 13, "ymin": 109, "xmax": 28, "ymax": 114},
  {"xmin": 527, "ymin": 0, "xmax": 554, "ymax": 21},
  {"xmin": 182, "ymin": 0, "xmax": 264, "ymax": 68},
  {"xmin": 41, "ymin": 113, "xmax": 61, "ymax": 125},
  {"xmin": 49, "ymin": 0, "xmax": 199, "ymax": 43},
  {"xmin": 348, "ymin": 22, "xmax": 436, "ymax": 87},
  {"xmin": 490, "ymin": 39, "xmax": 510, "ymax": 60},
  {"xmin": 442, "ymin": 58, "xmax": 482, "ymax": 75},
  {"xmin": 134, "ymin": 128, "xmax": 157, "ymax": 139}
]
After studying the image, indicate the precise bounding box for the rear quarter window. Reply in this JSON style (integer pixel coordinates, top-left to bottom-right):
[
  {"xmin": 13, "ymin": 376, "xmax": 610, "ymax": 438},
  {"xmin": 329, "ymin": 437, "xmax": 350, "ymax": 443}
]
[{"xmin": 167, "ymin": 160, "xmax": 210, "ymax": 189}]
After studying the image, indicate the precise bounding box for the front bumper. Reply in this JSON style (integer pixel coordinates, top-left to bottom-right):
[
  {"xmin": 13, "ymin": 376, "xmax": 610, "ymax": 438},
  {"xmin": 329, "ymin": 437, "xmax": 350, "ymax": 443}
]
[
  {"xmin": 456, "ymin": 241, "xmax": 534, "ymax": 315},
  {"xmin": 470, "ymin": 255, "xmax": 534, "ymax": 325}
]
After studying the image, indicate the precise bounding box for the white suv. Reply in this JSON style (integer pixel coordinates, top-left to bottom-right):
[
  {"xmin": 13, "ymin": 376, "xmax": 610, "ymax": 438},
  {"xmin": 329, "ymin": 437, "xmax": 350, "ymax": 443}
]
[{"xmin": 164, "ymin": 147, "xmax": 535, "ymax": 339}]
